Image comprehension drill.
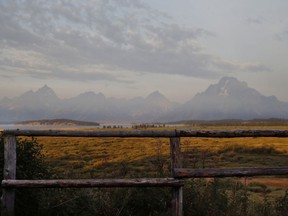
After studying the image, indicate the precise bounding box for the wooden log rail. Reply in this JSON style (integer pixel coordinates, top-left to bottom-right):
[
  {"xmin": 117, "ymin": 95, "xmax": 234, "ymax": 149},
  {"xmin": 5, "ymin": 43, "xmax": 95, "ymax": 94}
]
[
  {"xmin": 3, "ymin": 129, "xmax": 288, "ymax": 137},
  {"xmin": 1, "ymin": 129, "xmax": 288, "ymax": 216},
  {"xmin": 1, "ymin": 178, "xmax": 184, "ymax": 188},
  {"xmin": 174, "ymin": 167, "xmax": 288, "ymax": 178}
]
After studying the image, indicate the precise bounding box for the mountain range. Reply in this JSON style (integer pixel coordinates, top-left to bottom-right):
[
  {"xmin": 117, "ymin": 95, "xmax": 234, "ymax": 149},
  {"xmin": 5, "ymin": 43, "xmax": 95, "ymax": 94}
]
[{"xmin": 1, "ymin": 77, "xmax": 288, "ymax": 122}]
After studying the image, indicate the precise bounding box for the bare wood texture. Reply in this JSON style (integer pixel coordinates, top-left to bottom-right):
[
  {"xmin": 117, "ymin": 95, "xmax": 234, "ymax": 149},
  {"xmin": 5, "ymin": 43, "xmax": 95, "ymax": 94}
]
[
  {"xmin": 2, "ymin": 135, "xmax": 16, "ymax": 216},
  {"xmin": 3, "ymin": 129, "xmax": 288, "ymax": 138},
  {"xmin": 177, "ymin": 129, "xmax": 288, "ymax": 138},
  {"xmin": 170, "ymin": 137, "xmax": 183, "ymax": 216},
  {"xmin": 170, "ymin": 137, "xmax": 182, "ymax": 175},
  {"xmin": 1, "ymin": 178, "xmax": 184, "ymax": 188},
  {"xmin": 172, "ymin": 187, "xmax": 183, "ymax": 216},
  {"xmin": 3, "ymin": 135, "xmax": 16, "ymax": 180},
  {"xmin": 2, "ymin": 129, "xmax": 288, "ymax": 216},
  {"xmin": 2, "ymin": 129, "xmax": 176, "ymax": 137},
  {"xmin": 174, "ymin": 167, "xmax": 288, "ymax": 178}
]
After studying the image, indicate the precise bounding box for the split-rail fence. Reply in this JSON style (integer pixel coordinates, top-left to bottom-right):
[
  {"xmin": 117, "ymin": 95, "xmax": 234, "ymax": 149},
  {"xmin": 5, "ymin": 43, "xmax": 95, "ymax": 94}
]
[{"xmin": 1, "ymin": 129, "xmax": 288, "ymax": 216}]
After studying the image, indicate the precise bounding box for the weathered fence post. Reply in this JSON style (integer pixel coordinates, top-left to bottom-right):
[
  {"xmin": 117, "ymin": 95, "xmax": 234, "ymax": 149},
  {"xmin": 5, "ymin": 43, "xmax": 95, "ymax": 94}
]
[
  {"xmin": 1, "ymin": 135, "xmax": 16, "ymax": 216},
  {"xmin": 170, "ymin": 137, "xmax": 183, "ymax": 216}
]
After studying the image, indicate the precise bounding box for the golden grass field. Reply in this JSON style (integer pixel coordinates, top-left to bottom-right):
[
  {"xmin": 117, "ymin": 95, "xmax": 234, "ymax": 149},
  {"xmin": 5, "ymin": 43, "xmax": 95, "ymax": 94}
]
[
  {"xmin": 32, "ymin": 125, "xmax": 288, "ymax": 196},
  {"xmin": 1, "ymin": 124, "xmax": 286, "ymax": 212}
]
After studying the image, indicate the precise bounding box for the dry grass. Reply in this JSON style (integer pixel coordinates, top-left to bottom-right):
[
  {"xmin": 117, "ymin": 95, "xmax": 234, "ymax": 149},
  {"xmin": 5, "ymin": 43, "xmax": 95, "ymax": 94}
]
[
  {"xmin": 37, "ymin": 136, "xmax": 171, "ymax": 178},
  {"xmin": 245, "ymin": 178, "xmax": 288, "ymax": 189},
  {"xmin": 32, "ymin": 126, "xmax": 288, "ymax": 190}
]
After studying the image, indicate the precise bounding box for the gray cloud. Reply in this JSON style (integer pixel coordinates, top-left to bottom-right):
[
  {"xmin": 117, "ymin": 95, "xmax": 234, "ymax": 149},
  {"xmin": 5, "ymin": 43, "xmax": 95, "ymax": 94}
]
[
  {"xmin": 28, "ymin": 69, "xmax": 124, "ymax": 83},
  {"xmin": 212, "ymin": 58, "xmax": 271, "ymax": 73},
  {"xmin": 275, "ymin": 24, "xmax": 288, "ymax": 41},
  {"xmin": 0, "ymin": 0, "xmax": 270, "ymax": 83},
  {"xmin": 245, "ymin": 17, "xmax": 264, "ymax": 25}
]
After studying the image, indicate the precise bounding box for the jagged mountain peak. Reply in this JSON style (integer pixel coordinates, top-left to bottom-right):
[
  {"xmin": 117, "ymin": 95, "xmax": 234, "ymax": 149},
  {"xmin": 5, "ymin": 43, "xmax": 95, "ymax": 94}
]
[
  {"xmin": 76, "ymin": 91, "xmax": 106, "ymax": 99},
  {"xmin": 97, "ymin": 92, "xmax": 105, "ymax": 98},
  {"xmin": 0, "ymin": 77, "xmax": 287, "ymax": 122},
  {"xmin": 219, "ymin": 76, "xmax": 246, "ymax": 85},
  {"xmin": 179, "ymin": 76, "xmax": 288, "ymax": 120},
  {"xmin": 36, "ymin": 85, "xmax": 55, "ymax": 94},
  {"xmin": 146, "ymin": 91, "xmax": 166, "ymax": 100},
  {"xmin": 37, "ymin": 84, "xmax": 51, "ymax": 91},
  {"xmin": 218, "ymin": 76, "xmax": 248, "ymax": 89},
  {"xmin": 35, "ymin": 85, "xmax": 59, "ymax": 100},
  {"xmin": 202, "ymin": 76, "xmax": 253, "ymax": 97}
]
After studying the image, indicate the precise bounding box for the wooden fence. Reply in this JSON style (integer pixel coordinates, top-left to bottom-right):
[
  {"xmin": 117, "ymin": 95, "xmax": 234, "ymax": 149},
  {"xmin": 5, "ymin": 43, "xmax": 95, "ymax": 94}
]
[{"xmin": 1, "ymin": 129, "xmax": 288, "ymax": 216}]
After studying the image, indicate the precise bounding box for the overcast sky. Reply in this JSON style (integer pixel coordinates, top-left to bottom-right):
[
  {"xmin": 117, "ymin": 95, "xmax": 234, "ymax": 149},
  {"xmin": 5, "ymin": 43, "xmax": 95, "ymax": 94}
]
[{"xmin": 0, "ymin": 0, "xmax": 288, "ymax": 102}]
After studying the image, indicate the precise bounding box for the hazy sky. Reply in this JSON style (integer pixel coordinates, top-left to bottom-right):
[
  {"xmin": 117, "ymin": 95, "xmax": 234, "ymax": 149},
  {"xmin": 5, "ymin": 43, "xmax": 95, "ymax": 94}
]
[{"xmin": 1, "ymin": 0, "xmax": 288, "ymax": 102}]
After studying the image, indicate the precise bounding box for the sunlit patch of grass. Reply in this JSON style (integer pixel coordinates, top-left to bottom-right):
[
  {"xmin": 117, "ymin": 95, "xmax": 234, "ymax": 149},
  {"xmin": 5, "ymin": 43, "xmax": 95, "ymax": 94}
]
[
  {"xmin": 180, "ymin": 134, "xmax": 288, "ymax": 169},
  {"xmin": 219, "ymin": 144, "xmax": 281, "ymax": 155},
  {"xmin": 31, "ymin": 125, "xmax": 288, "ymax": 204},
  {"xmin": 245, "ymin": 178, "xmax": 288, "ymax": 189}
]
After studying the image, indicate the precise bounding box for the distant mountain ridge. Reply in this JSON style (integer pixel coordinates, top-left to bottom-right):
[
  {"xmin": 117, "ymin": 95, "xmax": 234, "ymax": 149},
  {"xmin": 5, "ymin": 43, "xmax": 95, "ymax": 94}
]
[
  {"xmin": 0, "ymin": 86, "xmax": 178, "ymax": 122},
  {"xmin": 164, "ymin": 77, "xmax": 288, "ymax": 121},
  {"xmin": 1, "ymin": 77, "xmax": 287, "ymax": 122}
]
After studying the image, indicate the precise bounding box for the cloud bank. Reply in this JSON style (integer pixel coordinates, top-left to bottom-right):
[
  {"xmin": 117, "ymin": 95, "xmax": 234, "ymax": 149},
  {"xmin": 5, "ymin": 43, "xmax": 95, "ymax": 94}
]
[{"xmin": 0, "ymin": 0, "xmax": 270, "ymax": 83}]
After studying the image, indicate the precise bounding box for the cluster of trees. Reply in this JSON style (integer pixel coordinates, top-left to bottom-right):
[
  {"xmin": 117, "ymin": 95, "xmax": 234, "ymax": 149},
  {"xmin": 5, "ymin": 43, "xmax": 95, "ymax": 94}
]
[
  {"xmin": 132, "ymin": 124, "xmax": 166, "ymax": 129},
  {"xmin": 0, "ymin": 138, "xmax": 288, "ymax": 215},
  {"xmin": 176, "ymin": 118, "xmax": 288, "ymax": 126},
  {"xmin": 102, "ymin": 125, "xmax": 124, "ymax": 129}
]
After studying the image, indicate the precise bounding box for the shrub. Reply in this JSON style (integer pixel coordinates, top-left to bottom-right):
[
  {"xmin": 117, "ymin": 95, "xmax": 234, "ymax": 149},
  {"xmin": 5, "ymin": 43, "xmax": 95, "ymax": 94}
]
[
  {"xmin": 0, "ymin": 137, "xmax": 49, "ymax": 215},
  {"xmin": 184, "ymin": 179, "xmax": 228, "ymax": 216},
  {"xmin": 275, "ymin": 189, "xmax": 288, "ymax": 216}
]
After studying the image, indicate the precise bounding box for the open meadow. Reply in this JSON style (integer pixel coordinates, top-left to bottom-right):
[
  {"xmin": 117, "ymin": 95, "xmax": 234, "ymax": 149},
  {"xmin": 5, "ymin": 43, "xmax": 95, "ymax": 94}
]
[
  {"xmin": 36, "ymin": 125, "xmax": 288, "ymax": 188},
  {"xmin": 10, "ymin": 125, "xmax": 288, "ymax": 215}
]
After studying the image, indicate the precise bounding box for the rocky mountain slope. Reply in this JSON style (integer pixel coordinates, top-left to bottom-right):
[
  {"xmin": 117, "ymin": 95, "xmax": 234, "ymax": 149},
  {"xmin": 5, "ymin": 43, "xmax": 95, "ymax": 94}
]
[
  {"xmin": 1, "ymin": 77, "xmax": 287, "ymax": 122},
  {"xmin": 0, "ymin": 86, "xmax": 178, "ymax": 122},
  {"xmin": 165, "ymin": 77, "xmax": 288, "ymax": 121}
]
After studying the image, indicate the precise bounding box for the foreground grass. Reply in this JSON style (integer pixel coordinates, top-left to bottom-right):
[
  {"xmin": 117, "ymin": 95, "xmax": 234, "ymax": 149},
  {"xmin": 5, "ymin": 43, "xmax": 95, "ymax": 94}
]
[
  {"xmin": 16, "ymin": 127, "xmax": 288, "ymax": 215},
  {"xmin": 30, "ymin": 126, "xmax": 288, "ymax": 208},
  {"xmin": 35, "ymin": 125, "xmax": 287, "ymax": 181}
]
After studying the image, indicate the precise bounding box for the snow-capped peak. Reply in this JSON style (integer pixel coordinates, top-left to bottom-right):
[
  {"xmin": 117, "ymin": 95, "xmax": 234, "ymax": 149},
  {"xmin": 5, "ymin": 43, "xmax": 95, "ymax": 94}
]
[{"xmin": 219, "ymin": 79, "xmax": 230, "ymax": 96}]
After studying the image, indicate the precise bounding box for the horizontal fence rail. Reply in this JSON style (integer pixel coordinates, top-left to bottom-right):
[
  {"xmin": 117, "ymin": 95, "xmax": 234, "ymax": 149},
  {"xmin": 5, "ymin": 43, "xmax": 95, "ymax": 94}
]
[
  {"xmin": 2, "ymin": 129, "xmax": 175, "ymax": 137},
  {"xmin": 1, "ymin": 129, "xmax": 288, "ymax": 216},
  {"xmin": 174, "ymin": 167, "xmax": 288, "ymax": 178},
  {"xmin": 2, "ymin": 178, "xmax": 185, "ymax": 188},
  {"xmin": 3, "ymin": 129, "xmax": 288, "ymax": 137}
]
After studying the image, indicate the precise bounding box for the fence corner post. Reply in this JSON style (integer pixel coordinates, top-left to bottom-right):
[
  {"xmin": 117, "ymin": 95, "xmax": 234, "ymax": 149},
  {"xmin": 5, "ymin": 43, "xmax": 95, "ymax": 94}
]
[
  {"xmin": 1, "ymin": 134, "xmax": 16, "ymax": 216},
  {"xmin": 170, "ymin": 137, "xmax": 183, "ymax": 216}
]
